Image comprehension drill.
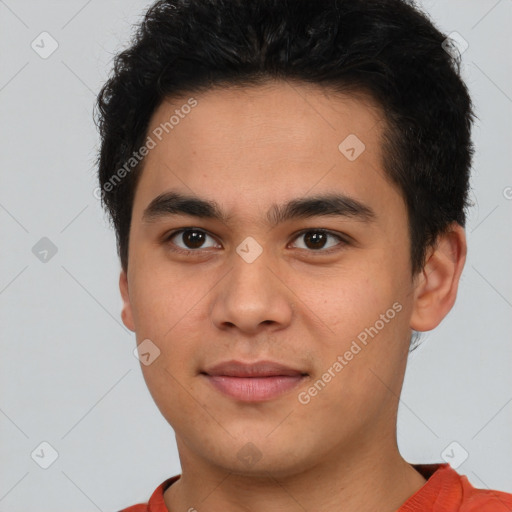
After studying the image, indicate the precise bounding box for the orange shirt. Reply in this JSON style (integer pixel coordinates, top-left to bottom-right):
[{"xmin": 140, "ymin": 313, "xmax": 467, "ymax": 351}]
[{"xmin": 119, "ymin": 463, "xmax": 512, "ymax": 512}]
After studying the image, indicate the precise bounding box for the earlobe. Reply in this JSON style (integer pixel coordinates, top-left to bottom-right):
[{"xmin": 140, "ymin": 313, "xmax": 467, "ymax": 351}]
[
  {"xmin": 119, "ymin": 269, "xmax": 136, "ymax": 332},
  {"xmin": 410, "ymin": 223, "xmax": 467, "ymax": 332}
]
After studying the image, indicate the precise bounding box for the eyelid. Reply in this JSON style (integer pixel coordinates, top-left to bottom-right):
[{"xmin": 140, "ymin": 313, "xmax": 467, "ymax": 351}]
[
  {"xmin": 163, "ymin": 227, "xmax": 221, "ymax": 251},
  {"xmin": 163, "ymin": 227, "xmax": 349, "ymax": 254},
  {"xmin": 288, "ymin": 228, "xmax": 348, "ymax": 253}
]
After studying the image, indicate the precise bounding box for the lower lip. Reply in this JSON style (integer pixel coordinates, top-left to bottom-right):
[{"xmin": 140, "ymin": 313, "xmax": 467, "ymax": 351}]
[{"xmin": 203, "ymin": 374, "xmax": 307, "ymax": 402}]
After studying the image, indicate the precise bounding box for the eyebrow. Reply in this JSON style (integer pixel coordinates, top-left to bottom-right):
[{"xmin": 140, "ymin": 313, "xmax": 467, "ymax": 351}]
[{"xmin": 142, "ymin": 190, "xmax": 376, "ymax": 227}]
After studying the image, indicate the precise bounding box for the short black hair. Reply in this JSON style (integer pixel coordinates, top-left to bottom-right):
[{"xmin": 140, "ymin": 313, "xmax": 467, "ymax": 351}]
[{"xmin": 94, "ymin": 0, "xmax": 475, "ymax": 276}]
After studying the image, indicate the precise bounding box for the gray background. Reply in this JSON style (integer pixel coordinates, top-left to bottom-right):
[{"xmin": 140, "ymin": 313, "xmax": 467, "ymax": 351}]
[{"xmin": 0, "ymin": 0, "xmax": 511, "ymax": 510}]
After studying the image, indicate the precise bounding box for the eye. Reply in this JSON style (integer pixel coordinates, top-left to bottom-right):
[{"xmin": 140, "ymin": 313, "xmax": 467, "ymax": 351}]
[
  {"xmin": 165, "ymin": 228, "xmax": 220, "ymax": 253},
  {"xmin": 163, "ymin": 227, "xmax": 348, "ymax": 255},
  {"xmin": 289, "ymin": 229, "xmax": 347, "ymax": 253}
]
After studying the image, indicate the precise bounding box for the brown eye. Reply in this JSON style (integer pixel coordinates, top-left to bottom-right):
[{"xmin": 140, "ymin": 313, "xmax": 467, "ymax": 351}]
[
  {"xmin": 166, "ymin": 229, "xmax": 219, "ymax": 251},
  {"xmin": 290, "ymin": 230, "xmax": 346, "ymax": 252}
]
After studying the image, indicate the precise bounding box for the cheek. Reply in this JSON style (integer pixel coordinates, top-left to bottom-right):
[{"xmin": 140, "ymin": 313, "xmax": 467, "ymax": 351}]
[
  {"xmin": 129, "ymin": 265, "xmax": 197, "ymax": 336},
  {"xmin": 300, "ymin": 265, "xmax": 396, "ymax": 337},
  {"xmin": 130, "ymin": 266, "xmax": 208, "ymax": 362},
  {"xmin": 296, "ymin": 262, "xmax": 410, "ymax": 391}
]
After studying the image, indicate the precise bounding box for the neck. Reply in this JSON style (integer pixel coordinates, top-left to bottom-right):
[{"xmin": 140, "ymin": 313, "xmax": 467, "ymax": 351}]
[{"xmin": 164, "ymin": 439, "xmax": 427, "ymax": 512}]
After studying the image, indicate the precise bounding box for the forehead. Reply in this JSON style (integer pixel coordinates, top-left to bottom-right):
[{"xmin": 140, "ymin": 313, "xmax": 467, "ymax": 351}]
[
  {"xmin": 148, "ymin": 81, "xmax": 384, "ymax": 156},
  {"xmin": 132, "ymin": 81, "xmax": 402, "ymax": 225}
]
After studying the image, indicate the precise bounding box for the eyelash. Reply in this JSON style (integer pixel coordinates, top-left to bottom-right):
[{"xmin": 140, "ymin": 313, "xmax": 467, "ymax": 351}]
[{"xmin": 163, "ymin": 228, "xmax": 348, "ymax": 256}]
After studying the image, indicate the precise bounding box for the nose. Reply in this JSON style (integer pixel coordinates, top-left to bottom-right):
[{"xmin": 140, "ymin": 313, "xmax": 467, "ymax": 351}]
[{"xmin": 210, "ymin": 250, "xmax": 294, "ymax": 334}]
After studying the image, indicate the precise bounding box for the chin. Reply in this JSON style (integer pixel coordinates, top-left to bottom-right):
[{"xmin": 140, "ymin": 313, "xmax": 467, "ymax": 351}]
[{"xmin": 199, "ymin": 433, "xmax": 314, "ymax": 478}]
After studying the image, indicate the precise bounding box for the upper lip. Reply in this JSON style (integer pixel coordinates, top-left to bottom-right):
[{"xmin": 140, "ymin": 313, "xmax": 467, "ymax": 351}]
[{"xmin": 202, "ymin": 360, "xmax": 308, "ymax": 378}]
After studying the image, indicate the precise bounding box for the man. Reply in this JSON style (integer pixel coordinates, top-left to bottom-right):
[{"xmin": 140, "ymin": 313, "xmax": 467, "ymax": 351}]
[{"xmin": 94, "ymin": 0, "xmax": 512, "ymax": 510}]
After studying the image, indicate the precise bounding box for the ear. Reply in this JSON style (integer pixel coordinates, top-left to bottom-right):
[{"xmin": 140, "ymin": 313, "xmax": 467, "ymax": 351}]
[
  {"xmin": 119, "ymin": 268, "xmax": 136, "ymax": 332},
  {"xmin": 410, "ymin": 222, "xmax": 467, "ymax": 332}
]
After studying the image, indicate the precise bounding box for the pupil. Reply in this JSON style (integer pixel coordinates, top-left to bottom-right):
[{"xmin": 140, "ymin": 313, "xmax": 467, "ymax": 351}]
[
  {"xmin": 305, "ymin": 232, "xmax": 326, "ymax": 250},
  {"xmin": 184, "ymin": 230, "xmax": 205, "ymax": 249},
  {"xmin": 180, "ymin": 230, "xmax": 327, "ymax": 250}
]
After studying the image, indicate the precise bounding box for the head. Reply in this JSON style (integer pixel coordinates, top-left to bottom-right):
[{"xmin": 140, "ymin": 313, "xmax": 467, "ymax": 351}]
[{"xmin": 94, "ymin": 0, "xmax": 473, "ymax": 477}]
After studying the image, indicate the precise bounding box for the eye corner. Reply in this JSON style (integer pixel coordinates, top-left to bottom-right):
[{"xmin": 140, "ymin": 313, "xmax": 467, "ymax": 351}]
[{"xmin": 289, "ymin": 228, "xmax": 350, "ymax": 254}]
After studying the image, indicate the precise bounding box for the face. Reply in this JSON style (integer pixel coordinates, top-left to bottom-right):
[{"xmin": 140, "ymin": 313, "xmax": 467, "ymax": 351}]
[{"xmin": 120, "ymin": 81, "xmax": 428, "ymax": 476}]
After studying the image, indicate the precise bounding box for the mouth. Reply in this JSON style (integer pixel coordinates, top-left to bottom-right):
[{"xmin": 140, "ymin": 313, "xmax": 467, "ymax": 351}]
[{"xmin": 200, "ymin": 360, "xmax": 309, "ymax": 402}]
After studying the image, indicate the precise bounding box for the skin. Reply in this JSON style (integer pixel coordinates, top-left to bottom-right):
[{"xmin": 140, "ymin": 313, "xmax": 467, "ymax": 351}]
[{"xmin": 119, "ymin": 80, "xmax": 466, "ymax": 512}]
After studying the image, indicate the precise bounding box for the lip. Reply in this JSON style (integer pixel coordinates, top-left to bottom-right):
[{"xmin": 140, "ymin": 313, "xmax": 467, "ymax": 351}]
[{"xmin": 201, "ymin": 360, "xmax": 308, "ymax": 402}]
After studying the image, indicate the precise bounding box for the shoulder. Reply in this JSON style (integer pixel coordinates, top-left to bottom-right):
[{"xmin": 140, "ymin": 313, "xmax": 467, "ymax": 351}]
[
  {"xmin": 117, "ymin": 506, "xmax": 148, "ymax": 512},
  {"xmin": 458, "ymin": 473, "xmax": 512, "ymax": 511},
  {"xmin": 117, "ymin": 475, "xmax": 181, "ymax": 512},
  {"xmin": 409, "ymin": 463, "xmax": 512, "ymax": 512}
]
